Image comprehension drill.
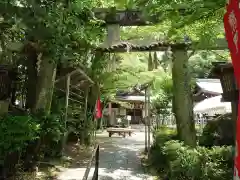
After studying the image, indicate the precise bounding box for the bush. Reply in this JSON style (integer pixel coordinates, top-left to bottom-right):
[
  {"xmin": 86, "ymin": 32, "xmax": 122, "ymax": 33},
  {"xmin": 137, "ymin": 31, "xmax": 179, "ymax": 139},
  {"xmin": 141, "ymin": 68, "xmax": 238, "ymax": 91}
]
[
  {"xmin": 0, "ymin": 115, "xmax": 40, "ymax": 178},
  {"xmin": 163, "ymin": 141, "xmax": 233, "ymax": 180},
  {"xmin": 22, "ymin": 111, "xmax": 65, "ymax": 170},
  {"xmin": 152, "ymin": 126, "xmax": 178, "ymax": 145},
  {"xmin": 199, "ymin": 113, "xmax": 234, "ymax": 147},
  {"xmin": 149, "ymin": 127, "xmax": 234, "ymax": 180},
  {"xmin": 0, "ymin": 115, "xmax": 40, "ymax": 160},
  {"xmin": 0, "ymin": 112, "xmax": 65, "ymax": 178},
  {"xmin": 149, "ymin": 127, "xmax": 178, "ymax": 173}
]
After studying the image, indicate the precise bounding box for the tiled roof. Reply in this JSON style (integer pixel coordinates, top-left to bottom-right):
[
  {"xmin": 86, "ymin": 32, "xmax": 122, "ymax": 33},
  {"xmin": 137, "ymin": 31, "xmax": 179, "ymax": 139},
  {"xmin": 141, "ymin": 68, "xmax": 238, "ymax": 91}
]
[
  {"xmin": 196, "ymin": 78, "xmax": 222, "ymax": 95},
  {"xmin": 116, "ymin": 95, "xmax": 147, "ymax": 102}
]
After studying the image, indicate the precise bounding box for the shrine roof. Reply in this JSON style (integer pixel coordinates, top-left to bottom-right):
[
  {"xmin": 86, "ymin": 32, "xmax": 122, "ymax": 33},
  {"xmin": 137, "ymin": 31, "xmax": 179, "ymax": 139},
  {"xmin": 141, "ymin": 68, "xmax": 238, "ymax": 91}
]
[
  {"xmin": 196, "ymin": 78, "xmax": 222, "ymax": 95},
  {"xmin": 115, "ymin": 95, "xmax": 147, "ymax": 102},
  {"xmin": 55, "ymin": 66, "xmax": 94, "ymax": 91}
]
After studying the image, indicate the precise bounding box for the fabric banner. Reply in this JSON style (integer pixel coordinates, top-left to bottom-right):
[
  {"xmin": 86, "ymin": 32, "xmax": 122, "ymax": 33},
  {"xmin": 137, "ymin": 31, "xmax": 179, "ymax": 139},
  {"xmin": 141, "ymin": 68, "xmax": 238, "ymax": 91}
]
[
  {"xmin": 224, "ymin": 0, "xmax": 240, "ymax": 178},
  {"xmin": 95, "ymin": 97, "xmax": 102, "ymax": 119}
]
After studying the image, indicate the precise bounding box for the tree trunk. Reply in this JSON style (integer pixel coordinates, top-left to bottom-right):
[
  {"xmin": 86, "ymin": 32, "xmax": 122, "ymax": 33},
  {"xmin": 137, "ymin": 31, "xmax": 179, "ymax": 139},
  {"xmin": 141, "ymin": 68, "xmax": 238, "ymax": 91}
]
[
  {"xmin": 25, "ymin": 45, "xmax": 38, "ymax": 109},
  {"xmin": 172, "ymin": 46, "xmax": 196, "ymax": 147},
  {"xmin": 148, "ymin": 53, "xmax": 153, "ymax": 71},
  {"xmin": 153, "ymin": 52, "xmax": 159, "ymax": 69},
  {"xmin": 33, "ymin": 57, "xmax": 57, "ymax": 113},
  {"xmin": 23, "ymin": 56, "xmax": 57, "ymax": 170}
]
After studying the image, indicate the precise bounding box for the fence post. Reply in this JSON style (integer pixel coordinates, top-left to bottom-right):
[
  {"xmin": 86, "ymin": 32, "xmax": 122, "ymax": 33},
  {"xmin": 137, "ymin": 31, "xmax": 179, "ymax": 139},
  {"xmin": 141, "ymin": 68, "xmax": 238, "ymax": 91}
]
[
  {"xmin": 95, "ymin": 145, "xmax": 99, "ymax": 180},
  {"xmin": 82, "ymin": 145, "xmax": 99, "ymax": 180}
]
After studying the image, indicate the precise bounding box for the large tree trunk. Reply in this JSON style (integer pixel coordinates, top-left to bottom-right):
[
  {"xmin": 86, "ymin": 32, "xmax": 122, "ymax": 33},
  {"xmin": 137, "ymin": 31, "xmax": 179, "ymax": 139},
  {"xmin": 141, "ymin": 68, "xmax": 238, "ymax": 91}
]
[
  {"xmin": 172, "ymin": 46, "xmax": 196, "ymax": 147},
  {"xmin": 23, "ymin": 56, "xmax": 57, "ymax": 170},
  {"xmin": 33, "ymin": 56, "xmax": 57, "ymax": 113},
  {"xmin": 25, "ymin": 45, "xmax": 38, "ymax": 109}
]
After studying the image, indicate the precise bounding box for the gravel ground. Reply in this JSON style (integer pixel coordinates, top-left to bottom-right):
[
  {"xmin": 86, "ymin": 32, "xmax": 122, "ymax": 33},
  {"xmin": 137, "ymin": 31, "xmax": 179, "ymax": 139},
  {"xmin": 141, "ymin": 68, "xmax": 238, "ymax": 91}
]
[
  {"xmin": 57, "ymin": 124, "xmax": 153, "ymax": 180},
  {"xmin": 97, "ymin": 125, "xmax": 153, "ymax": 180}
]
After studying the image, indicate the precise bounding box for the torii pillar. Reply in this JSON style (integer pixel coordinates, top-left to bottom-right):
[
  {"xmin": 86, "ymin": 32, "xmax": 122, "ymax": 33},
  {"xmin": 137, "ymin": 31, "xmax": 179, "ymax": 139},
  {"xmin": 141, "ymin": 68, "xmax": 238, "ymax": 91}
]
[
  {"xmin": 105, "ymin": 20, "xmax": 120, "ymax": 126},
  {"xmin": 224, "ymin": 0, "xmax": 240, "ymax": 179}
]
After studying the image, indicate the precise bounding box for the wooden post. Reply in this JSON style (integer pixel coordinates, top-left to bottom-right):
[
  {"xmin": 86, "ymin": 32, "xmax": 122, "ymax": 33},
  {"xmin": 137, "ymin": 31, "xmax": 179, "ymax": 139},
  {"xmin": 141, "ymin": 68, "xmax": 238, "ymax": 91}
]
[
  {"xmin": 144, "ymin": 88, "xmax": 148, "ymax": 153},
  {"xmin": 65, "ymin": 74, "xmax": 70, "ymax": 128},
  {"xmin": 232, "ymin": 99, "xmax": 238, "ymax": 141},
  {"xmin": 62, "ymin": 74, "xmax": 70, "ymax": 152},
  {"xmin": 83, "ymin": 88, "xmax": 89, "ymax": 145},
  {"xmin": 108, "ymin": 102, "xmax": 113, "ymax": 126},
  {"xmin": 147, "ymin": 87, "xmax": 151, "ymax": 154}
]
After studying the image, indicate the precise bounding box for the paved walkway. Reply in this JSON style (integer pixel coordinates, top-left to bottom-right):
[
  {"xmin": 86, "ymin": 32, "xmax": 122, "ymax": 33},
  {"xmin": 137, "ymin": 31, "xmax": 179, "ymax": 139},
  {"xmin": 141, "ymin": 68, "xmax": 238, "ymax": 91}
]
[
  {"xmin": 57, "ymin": 125, "xmax": 153, "ymax": 180},
  {"xmin": 97, "ymin": 129, "xmax": 153, "ymax": 180}
]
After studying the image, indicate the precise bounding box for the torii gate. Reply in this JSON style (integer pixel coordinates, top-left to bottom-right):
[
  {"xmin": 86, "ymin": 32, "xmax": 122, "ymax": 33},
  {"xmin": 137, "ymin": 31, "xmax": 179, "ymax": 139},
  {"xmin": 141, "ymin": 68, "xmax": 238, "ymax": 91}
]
[
  {"xmin": 94, "ymin": 8, "xmax": 154, "ymax": 152},
  {"xmin": 94, "ymin": 7, "xmax": 231, "ymax": 153}
]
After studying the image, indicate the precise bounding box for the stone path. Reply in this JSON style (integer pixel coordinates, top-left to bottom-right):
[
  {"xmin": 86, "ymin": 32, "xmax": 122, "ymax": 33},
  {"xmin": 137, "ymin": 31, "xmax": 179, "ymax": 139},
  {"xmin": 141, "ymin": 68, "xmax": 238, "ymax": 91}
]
[
  {"xmin": 97, "ymin": 126, "xmax": 153, "ymax": 180},
  {"xmin": 57, "ymin": 125, "xmax": 153, "ymax": 180}
]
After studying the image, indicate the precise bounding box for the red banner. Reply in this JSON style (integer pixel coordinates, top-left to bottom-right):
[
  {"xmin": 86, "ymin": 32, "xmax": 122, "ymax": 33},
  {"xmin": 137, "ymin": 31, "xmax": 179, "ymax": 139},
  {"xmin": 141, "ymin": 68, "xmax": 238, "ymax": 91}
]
[
  {"xmin": 95, "ymin": 97, "xmax": 102, "ymax": 119},
  {"xmin": 224, "ymin": 0, "xmax": 240, "ymax": 178}
]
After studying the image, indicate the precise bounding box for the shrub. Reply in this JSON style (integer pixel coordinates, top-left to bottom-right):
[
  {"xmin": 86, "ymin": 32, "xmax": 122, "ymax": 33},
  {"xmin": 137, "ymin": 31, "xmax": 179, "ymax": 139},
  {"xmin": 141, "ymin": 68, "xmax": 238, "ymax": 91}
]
[
  {"xmin": 0, "ymin": 112, "xmax": 65, "ymax": 178},
  {"xmin": 0, "ymin": 115, "xmax": 40, "ymax": 178},
  {"xmin": 0, "ymin": 115, "xmax": 40, "ymax": 160},
  {"xmin": 152, "ymin": 126, "xmax": 178, "ymax": 145},
  {"xmin": 199, "ymin": 113, "xmax": 234, "ymax": 147},
  {"xmin": 149, "ymin": 127, "xmax": 234, "ymax": 180},
  {"xmin": 149, "ymin": 127, "xmax": 178, "ymax": 173},
  {"xmin": 163, "ymin": 141, "xmax": 233, "ymax": 180},
  {"xmin": 22, "ymin": 111, "xmax": 65, "ymax": 169}
]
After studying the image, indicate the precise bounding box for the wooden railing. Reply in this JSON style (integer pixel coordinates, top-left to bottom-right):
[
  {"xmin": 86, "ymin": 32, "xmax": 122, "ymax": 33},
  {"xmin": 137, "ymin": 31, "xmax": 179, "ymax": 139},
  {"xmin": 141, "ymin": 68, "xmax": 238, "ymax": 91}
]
[{"xmin": 82, "ymin": 144, "xmax": 99, "ymax": 180}]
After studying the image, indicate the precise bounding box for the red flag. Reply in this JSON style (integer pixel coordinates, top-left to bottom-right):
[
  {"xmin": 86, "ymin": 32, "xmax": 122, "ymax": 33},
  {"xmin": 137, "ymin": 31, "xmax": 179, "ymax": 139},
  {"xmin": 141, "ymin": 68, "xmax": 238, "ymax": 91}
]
[
  {"xmin": 224, "ymin": 0, "xmax": 240, "ymax": 178},
  {"xmin": 95, "ymin": 97, "xmax": 102, "ymax": 119}
]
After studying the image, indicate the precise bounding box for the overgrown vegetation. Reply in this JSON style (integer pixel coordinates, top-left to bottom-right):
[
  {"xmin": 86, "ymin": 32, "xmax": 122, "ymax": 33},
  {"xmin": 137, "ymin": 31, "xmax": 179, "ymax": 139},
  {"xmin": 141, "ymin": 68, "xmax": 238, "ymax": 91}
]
[{"xmin": 147, "ymin": 127, "xmax": 234, "ymax": 180}]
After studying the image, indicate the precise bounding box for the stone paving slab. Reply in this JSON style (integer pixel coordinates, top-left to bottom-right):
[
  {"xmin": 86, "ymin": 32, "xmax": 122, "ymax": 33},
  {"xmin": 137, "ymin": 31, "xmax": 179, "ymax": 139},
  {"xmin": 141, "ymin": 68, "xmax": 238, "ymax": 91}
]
[
  {"xmin": 97, "ymin": 129, "xmax": 153, "ymax": 180},
  {"xmin": 57, "ymin": 168, "xmax": 93, "ymax": 180},
  {"xmin": 57, "ymin": 125, "xmax": 153, "ymax": 180}
]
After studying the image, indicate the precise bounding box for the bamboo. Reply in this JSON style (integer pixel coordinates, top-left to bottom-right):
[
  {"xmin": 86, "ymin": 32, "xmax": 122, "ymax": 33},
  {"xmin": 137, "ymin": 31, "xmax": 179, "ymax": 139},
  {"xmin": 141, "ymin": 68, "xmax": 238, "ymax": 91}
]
[{"xmin": 83, "ymin": 88, "xmax": 89, "ymax": 145}]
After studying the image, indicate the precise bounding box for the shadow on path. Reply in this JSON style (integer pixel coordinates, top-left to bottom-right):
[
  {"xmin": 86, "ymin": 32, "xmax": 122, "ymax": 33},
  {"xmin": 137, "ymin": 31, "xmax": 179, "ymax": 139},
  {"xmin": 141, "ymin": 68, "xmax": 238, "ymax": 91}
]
[{"xmin": 97, "ymin": 131, "xmax": 153, "ymax": 180}]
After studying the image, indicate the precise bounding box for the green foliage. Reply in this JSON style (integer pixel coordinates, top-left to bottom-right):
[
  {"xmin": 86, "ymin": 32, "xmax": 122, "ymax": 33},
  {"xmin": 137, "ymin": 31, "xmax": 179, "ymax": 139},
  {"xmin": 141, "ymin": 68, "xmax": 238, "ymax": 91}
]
[
  {"xmin": 99, "ymin": 53, "xmax": 166, "ymax": 98},
  {"xmin": 189, "ymin": 51, "xmax": 229, "ymax": 78},
  {"xmin": 199, "ymin": 113, "xmax": 234, "ymax": 147},
  {"xmin": 0, "ymin": 111, "xmax": 65, "ymax": 162},
  {"xmin": 152, "ymin": 126, "xmax": 177, "ymax": 145},
  {"xmin": 152, "ymin": 74, "xmax": 173, "ymax": 115},
  {"xmin": 149, "ymin": 127, "xmax": 234, "ymax": 180},
  {"xmin": 0, "ymin": 0, "xmax": 105, "ymax": 66},
  {"xmin": 0, "ymin": 115, "xmax": 40, "ymax": 161},
  {"xmin": 163, "ymin": 141, "xmax": 233, "ymax": 180},
  {"xmin": 34, "ymin": 111, "xmax": 65, "ymax": 142}
]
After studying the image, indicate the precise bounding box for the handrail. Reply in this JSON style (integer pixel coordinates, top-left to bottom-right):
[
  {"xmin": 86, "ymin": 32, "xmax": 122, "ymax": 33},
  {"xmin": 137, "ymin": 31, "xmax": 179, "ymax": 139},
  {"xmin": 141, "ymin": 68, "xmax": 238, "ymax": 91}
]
[{"xmin": 82, "ymin": 144, "xmax": 100, "ymax": 180}]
